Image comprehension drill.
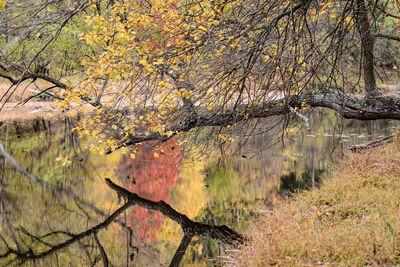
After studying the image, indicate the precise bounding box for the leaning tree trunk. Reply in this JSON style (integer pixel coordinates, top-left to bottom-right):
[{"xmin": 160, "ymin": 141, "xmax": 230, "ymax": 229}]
[{"xmin": 354, "ymin": 0, "xmax": 379, "ymax": 98}]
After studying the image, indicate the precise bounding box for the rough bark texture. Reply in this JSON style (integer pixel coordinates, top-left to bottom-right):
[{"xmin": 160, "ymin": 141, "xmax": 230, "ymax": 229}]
[
  {"xmin": 107, "ymin": 93, "xmax": 400, "ymax": 153},
  {"xmin": 354, "ymin": 0, "xmax": 379, "ymax": 98}
]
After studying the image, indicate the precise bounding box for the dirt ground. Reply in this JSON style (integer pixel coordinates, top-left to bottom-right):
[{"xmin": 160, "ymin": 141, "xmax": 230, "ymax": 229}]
[
  {"xmin": 0, "ymin": 101, "xmax": 59, "ymax": 121},
  {"xmin": 0, "ymin": 81, "xmax": 62, "ymax": 122}
]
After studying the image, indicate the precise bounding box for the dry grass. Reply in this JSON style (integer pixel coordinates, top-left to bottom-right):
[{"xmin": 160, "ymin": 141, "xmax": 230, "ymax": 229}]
[{"xmin": 229, "ymin": 136, "xmax": 400, "ymax": 266}]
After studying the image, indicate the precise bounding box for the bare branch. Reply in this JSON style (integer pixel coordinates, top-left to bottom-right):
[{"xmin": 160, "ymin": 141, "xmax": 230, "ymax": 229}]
[
  {"xmin": 374, "ymin": 33, "xmax": 400, "ymax": 42},
  {"xmin": 0, "ymin": 203, "xmax": 130, "ymax": 263},
  {"xmin": 348, "ymin": 134, "xmax": 395, "ymax": 152},
  {"xmin": 105, "ymin": 178, "xmax": 244, "ymax": 245},
  {"xmin": 0, "ymin": 178, "xmax": 243, "ymax": 266},
  {"xmin": 93, "ymin": 233, "xmax": 109, "ymax": 267},
  {"xmin": 169, "ymin": 234, "xmax": 193, "ymax": 267}
]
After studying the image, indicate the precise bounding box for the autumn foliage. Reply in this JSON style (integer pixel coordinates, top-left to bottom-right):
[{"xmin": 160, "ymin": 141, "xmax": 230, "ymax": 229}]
[
  {"xmin": 118, "ymin": 139, "xmax": 182, "ymax": 243},
  {"xmin": 230, "ymin": 139, "xmax": 400, "ymax": 266},
  {"xmin": 65, "ymin": 0, "xmax": 389, "ymax": 155}
]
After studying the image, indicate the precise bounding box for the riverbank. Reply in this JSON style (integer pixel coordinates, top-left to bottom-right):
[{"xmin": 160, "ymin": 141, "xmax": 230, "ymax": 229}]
[{"xmin": 229, "ymin": 135, "xmax": 400, "ymax": 266}]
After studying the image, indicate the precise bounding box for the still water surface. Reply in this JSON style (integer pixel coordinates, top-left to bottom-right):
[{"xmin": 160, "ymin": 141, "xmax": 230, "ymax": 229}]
[{"xmin": 0, "ymin": 110, "xmax": 397, "ymax": 266}]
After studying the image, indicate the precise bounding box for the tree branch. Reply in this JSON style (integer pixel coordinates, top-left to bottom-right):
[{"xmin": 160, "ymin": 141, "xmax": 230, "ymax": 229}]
[
  {"xmin": 1, "ymin": 178, "xmax": 243, "ymax": 266},
  {"xmin": 107, "ymin": 93, "xmax": 400, "ymax": 153},
  {"xmin": 348, "ymin": 134, "xmax": 395, "ymax": 152},
  {"xmin": 373, "ymin": 33, "xmax": 400, "ymax": 42},
  {"xmin": 105, "ymin": 178, "xmax": 244, "ymax": 245},
  {"xmin": 169, "ymin": 234, "xmax": 193, "ymax": 267},
  {"xmin": 93, "ymin": 232, "xmax": 109, "ymax": 267},
  {"xmin": 0, "ymin": 203, "xmax": 131, "ymax": 263}
]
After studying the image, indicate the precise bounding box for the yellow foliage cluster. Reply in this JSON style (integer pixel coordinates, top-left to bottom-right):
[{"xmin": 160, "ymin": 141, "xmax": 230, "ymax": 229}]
[{"xmin": 59, "ymin": 0, "xmax": 350, "ymax": 155}]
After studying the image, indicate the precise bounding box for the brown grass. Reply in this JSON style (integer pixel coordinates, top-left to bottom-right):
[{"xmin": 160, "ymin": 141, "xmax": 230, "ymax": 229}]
[{"xmin": 229, "ymin": 136, "xmax": 400, "ymax": 266}]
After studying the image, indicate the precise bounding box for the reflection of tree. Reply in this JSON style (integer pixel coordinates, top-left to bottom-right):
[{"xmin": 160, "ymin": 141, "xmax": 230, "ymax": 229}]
[
  {"xmin": 0, "ymin": 178, "xmax": 244, "ymax": 266},
  {"xmin": 117, "ymin": 139, "xmax": 182, "ymax": 243},
  {"xmin": 0, "ymin": 138, "xmax": 243, "ymax": 267},
  {"xmin": 279, "ymin": 169, "xmax": 323, "ymax": 194}
]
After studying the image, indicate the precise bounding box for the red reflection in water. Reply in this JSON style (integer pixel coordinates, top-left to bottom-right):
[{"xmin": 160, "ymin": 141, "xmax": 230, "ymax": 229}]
[{"xmin": 117, "ymin": 139, "xmax": 182, "ymax": 243}]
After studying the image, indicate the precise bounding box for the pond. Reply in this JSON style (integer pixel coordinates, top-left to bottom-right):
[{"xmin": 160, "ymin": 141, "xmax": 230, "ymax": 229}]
[{"xmin": 0, "ymin": 109, "xmax": 397, "ymax": 266}]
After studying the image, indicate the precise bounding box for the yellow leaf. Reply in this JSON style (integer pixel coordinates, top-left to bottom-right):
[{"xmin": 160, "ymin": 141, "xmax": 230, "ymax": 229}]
[
  {"xmin": 139, "ymin": 59, "xmax": 147, "ymax": 66},
  {"xmin": 69, "ymin": 109, "xmax": 77, "ymax": 116}
]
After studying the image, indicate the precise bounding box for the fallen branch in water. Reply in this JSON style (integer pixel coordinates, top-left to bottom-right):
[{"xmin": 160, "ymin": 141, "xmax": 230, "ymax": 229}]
[
  {"xmin": 348, "ymin": 135, "xmax": 395, "ymax": 152},
  {"xmin": 105, "ymin": 178, "xmax": 244, "ymax": 267},
  {"xmin": 0, "ymin": 178, "xmax": 243, "ymax": 266},
  {"xmin": 105, "ymin": 178, "xmax": 244, "ymax": 246},
  {"xmin": 0, "ymin": 200, "xmax": 132, "ymax": 264}
]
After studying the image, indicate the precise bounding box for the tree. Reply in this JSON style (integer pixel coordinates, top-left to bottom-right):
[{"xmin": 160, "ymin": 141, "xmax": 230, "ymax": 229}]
[{"xmin": 0, "ymin": 0, "xmax": 399, "ymax": 155}]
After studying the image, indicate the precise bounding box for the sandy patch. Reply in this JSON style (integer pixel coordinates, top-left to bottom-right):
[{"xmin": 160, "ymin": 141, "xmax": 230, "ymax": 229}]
[{"xmin": 0, "ymin": 101, "xmax": 61, "ymax": 122}]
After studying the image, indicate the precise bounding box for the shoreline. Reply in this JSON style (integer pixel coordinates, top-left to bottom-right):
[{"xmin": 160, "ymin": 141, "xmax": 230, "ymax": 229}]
[
  {"xmin": 229, "ymin": 137, "xmax": 400, "ymax": 266},
  {"xmin": 0, "ymin": 101, "xmax": 76, "ymax": 133}
]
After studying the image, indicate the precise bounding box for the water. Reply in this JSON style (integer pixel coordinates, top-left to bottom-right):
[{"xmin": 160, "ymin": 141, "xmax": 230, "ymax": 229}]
[{"xmin": 0, "ymin": 110, "xmax": 397, "ymax": 266}]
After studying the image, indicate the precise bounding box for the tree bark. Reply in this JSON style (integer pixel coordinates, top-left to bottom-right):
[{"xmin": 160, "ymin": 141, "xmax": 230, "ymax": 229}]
[
  {"xmin": 169, "ymin": 234, "xmax": 193, "ymax": 267},
  {"xmin": 107, "ymin": 93, "xmax": 400, "ymax": 153},
  {"xmin": 354, "ymin": 0, "xmax": 379, "ymax": 98}
]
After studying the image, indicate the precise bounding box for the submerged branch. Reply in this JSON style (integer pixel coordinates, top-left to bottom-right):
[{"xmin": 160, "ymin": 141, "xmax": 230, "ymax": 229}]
[
  {"xmin": 0, "ymin": 203, "xmax": 131, "ymax": 263},
  {"xmin": 0, "ymin": 139, "xmax": 132, "ymax": 240},
  {"xmin": 348, "ymin": 135, "xmax": 395, "ymax": 152},
  {"xmin": 169, "ymin": 234, "xmax": 193, "ymax": 267},
  {"xmin": 93, "ymin": 232, "xmax": 109, "ymax": 267},
  {"xmin": 105, "ymin": 178, "xmax": 244, "ymax": 245},
  {"xmin": 0, "ymin": 179, "xmax": 243, "ymax": 266}
]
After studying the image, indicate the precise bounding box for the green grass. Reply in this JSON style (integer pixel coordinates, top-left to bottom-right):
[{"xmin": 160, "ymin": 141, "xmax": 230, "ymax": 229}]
[{"xmin": 229, "ymin": 135, "xmax": 400, "ymax": 266}]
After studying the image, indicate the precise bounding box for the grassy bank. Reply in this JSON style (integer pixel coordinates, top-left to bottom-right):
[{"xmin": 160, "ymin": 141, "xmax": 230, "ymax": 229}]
[{"xmin": 230, "ymin": 136, "xmax": 400, "ymax": 266}]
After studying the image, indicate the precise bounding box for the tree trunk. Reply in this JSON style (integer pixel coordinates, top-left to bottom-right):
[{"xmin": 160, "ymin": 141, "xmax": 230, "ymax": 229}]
[{"xmin": 354, "ymin": 0, "xmax": 379, "ymax": 98}]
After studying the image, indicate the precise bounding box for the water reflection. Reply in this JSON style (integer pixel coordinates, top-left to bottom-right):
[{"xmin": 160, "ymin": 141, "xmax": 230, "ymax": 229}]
[
  {"xmin": 118, "ymin": 140, "xmax": 181, "ymax": 244},
  {"xmin": 0, "ymin": 110, "xmax": 397, "ymax": 266}
]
